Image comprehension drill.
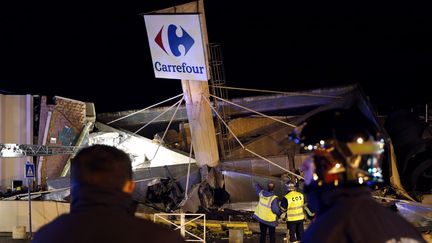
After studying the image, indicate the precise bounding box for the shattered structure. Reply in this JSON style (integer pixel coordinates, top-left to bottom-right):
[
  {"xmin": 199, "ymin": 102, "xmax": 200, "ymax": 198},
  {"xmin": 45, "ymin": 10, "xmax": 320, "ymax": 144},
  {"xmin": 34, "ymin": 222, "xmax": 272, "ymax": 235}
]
[
  {"xmin": 97, "ymin": 85, "xmax": 431, "ymax": 210},
  {"xmin": 1, "ymin": 84, "xmax": 432, "ymax": 236}
]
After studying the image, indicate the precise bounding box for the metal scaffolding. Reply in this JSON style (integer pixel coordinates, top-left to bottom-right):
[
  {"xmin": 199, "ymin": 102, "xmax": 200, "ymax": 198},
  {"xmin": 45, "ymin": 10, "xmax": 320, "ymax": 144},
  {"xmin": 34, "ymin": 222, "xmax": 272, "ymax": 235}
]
[
  {"xmin": 208, "ymin": 43, "xmax": 233, "ymax": 159},
  {"xmin": 0, "ymin": 143, "xmax": 78, "ymax": 158}
]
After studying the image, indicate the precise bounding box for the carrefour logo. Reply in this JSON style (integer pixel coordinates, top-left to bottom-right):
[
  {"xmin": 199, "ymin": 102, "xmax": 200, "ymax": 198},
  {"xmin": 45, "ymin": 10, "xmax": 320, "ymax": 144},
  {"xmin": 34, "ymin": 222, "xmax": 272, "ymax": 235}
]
[
  {"xmin": 144, "ymin": 14, "xmax": 208, "ymax": 80},
  {"xmin": 154, "ymin": 24, "xmax": 195, "ymax": 57}
]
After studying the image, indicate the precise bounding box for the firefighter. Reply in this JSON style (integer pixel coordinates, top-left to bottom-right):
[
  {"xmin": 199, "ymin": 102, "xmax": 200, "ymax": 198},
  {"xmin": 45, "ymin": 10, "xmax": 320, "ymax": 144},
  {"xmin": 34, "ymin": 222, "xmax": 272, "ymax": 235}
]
[
  {"xmin": 289, "ymin": 106, "xmax": 426, "ymax": 243},
  {"xmin": 280, "ymin": 181, "xmax": 304, "ymax": 243},
  {"xmin": 253, "ymin": 182, "xmax": 281, "ymax": 243}
]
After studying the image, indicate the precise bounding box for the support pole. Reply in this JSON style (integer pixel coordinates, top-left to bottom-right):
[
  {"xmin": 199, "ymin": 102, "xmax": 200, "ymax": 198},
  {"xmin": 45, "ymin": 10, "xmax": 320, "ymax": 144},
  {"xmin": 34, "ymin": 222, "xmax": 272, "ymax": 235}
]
[
  {"xmin": 27, "ymin": 178, "xmax": 33, "ymax": 239},
  {"xmin": 182, "ymin": 80, "xmax": 219, "ymax": 167},
  {"xmin": 180, "ymin": 213, "xmax": 186, "ymax": 237}
]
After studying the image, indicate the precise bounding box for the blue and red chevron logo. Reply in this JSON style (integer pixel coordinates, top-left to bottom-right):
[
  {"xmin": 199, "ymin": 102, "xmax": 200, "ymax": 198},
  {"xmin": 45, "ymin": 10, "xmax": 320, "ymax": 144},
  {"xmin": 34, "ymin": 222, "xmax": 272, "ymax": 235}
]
[{"xmin": 155, "ymin": 24, "xmax": 195, "ymax": 57}]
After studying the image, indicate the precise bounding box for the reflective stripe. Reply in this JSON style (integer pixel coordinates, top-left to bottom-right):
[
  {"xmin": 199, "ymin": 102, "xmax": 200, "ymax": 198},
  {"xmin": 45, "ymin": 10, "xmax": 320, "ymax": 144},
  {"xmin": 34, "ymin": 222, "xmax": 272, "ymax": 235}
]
[
  {"xmin": 289, "ymin": 205, "xmax": 303, "ymax": 210},
  {"xmin": 287, "ymin": 212, "xmax": 305, "ymax": 217},
  {"xmin": 259, "ymin": 201, "xmax": 271, "ymax": 208},
  {"xmin": 258, "ymin": 191, "xmax": 273, "ymax": 208}
]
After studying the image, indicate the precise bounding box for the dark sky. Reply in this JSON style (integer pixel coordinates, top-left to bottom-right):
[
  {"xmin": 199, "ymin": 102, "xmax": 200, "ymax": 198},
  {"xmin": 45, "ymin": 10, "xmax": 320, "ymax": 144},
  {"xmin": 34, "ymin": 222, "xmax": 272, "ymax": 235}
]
[{"xmin": 1, "ymin": 0, "xmax": 431, "ymax": 113}]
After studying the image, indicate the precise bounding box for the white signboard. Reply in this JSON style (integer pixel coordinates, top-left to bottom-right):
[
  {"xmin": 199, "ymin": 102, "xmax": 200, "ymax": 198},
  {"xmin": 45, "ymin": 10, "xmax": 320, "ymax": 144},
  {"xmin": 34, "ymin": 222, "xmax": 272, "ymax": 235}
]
[{"xmin": 144, "ymin": 14, "xmax": 208, "ymax": 81}]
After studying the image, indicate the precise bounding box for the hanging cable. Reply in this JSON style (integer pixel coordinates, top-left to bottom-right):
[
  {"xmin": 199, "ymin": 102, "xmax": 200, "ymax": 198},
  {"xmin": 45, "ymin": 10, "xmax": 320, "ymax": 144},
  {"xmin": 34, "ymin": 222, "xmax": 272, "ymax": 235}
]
[
  {"xmin": 132, "ymin": 97, "xmax": 185, "ymax": 168},
  {"xmin": 107, "ymin": 93, "xmax": 184, "ymax": 124},
  {"xmin": 148, "ymin": 97, "xmax": 184, "ymax": 162},
  {"xmin": 202, "ymin": 95, "xmax": 303, "ymax": 180},
  {"xmin": 115, "ymin": 97, "xmax": 184, "ymax": 149},
  {"xmin": 210, "ymin": 85, "xmax": 342, "ymax": 98},
  {"xmin": 209, "ymin": 94, "xmax": 296, "ymax": 128},
  {"xmin": 133, "ymin": 98, "xmax": 184, "ymax": 135},
  {"xmin": 184, "ymin": 143, "xmax": 194, "ymax": 200}
]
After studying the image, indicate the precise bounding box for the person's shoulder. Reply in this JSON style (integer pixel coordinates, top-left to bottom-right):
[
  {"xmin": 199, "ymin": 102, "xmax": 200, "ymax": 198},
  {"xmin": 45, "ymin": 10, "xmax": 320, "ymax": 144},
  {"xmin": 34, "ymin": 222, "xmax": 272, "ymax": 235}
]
[
  {"xmin": 37, "ymin": 213, "xmax": 71, "ymax": 230},
  {"xmin": 33, "ymin": 214, "xmax": 71, "ymax": 242},
  {"xmin": 260, "ymin": 190, "xmax": 273, "ymax": 197}
]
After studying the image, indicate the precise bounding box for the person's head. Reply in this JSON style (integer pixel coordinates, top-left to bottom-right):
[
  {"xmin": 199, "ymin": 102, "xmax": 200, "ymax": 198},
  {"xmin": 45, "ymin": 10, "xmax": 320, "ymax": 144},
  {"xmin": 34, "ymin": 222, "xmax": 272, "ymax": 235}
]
[
  {"xmin": 286, "ymin": 181, "xmax": 296, "ymax": 192},
  {"xmin": 289, "ymin": 107, "xmax": 385, "ymax": 192},
  {"xmin": 267, "ymin": 182, "xmax": 275, "ymax": 192},
  {"xmin": 71, "ymin": 144, "xmax": 135, "ymax": 194}
]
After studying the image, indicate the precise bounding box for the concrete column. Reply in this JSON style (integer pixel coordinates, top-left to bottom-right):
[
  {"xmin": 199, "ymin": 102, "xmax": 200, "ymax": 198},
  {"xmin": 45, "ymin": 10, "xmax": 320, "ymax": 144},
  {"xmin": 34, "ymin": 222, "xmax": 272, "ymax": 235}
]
[{"xmin": 182, "ymin": 80, "xmax": 219, "ymax": 167}]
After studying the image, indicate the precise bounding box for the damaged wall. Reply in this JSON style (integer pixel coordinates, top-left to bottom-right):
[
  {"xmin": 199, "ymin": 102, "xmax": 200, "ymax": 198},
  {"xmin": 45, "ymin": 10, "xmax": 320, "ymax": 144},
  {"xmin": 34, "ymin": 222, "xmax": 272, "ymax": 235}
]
[
  {"xmin": 224, "ymin": 118, "xmax": 296, "ymax": 159},
  {"xmin": 223, "ymin": 156, "xmax": 294, "ymax": 176},
  {"xmin": 227, "ymin": 117, "xmax": 277, "ymax": 139},
  {"xmin": 38, "ymin": 96, "xmax": 86, "ymax": 186},
  {"xmin": 153, "ymin": 117, "xmax": 296, "ymax": 161}
]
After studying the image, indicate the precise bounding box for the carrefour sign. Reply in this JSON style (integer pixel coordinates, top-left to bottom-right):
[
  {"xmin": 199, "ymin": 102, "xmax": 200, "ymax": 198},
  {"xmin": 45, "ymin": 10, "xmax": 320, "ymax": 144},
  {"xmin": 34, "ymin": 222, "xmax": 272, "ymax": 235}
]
[{"xmin": 144, "ymin": 14, "xmax": 208, "ymax": 81}]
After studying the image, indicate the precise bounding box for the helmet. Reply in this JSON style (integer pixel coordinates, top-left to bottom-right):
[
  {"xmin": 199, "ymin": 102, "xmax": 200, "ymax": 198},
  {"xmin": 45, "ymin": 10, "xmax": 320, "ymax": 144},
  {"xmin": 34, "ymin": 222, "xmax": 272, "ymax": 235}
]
[{"xmin": 289, "ymin": 107, "xmax": 385, "ymax": 189}]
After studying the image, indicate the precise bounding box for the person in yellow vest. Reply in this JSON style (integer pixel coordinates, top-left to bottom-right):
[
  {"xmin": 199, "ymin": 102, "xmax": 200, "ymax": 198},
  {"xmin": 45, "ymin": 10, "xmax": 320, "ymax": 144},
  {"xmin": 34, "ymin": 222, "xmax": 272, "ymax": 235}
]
[
  {"xmin": 253, "ymin": 182, "xmax": 281, "ymax": 243},
  {"xmin": 280, "ymin": 181, "xmax": 304, "ymax": 243}
]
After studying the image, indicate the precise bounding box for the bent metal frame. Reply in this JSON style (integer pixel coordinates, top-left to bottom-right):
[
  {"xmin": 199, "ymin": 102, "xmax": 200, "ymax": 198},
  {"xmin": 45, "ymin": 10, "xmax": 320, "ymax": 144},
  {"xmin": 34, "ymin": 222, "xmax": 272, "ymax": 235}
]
[{"xmin": 154, "ymin": 213, "xmax": 206, "ymax": 242}]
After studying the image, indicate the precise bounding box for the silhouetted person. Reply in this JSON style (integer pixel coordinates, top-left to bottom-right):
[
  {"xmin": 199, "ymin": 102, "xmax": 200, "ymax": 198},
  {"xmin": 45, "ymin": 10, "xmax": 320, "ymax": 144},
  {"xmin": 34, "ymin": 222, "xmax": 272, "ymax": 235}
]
[
  {"xmin": 253, "ymin": 182, "xmax": 281, "ymax": 243},
  {"xmin": 289, "ymin": 107, "xmax": 426, "ymax": 243},
  {"xmin": 33, "ymin": 144, "xmax": 185, "ymax": 243}
]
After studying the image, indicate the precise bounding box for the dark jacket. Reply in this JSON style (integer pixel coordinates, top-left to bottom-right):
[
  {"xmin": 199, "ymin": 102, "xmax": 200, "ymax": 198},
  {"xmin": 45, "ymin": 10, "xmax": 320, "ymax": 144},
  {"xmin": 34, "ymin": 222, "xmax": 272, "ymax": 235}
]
[
  {"xmin": 252, "ymin": 183, "xmax": 281, "ymax": 227},
  {"xmin": 33, "ymin": 185, "xmax": 185, "ymax": 243},
  {"xmin": 302, "ymin": 186, "xmax": 426, "ymax": 243}
]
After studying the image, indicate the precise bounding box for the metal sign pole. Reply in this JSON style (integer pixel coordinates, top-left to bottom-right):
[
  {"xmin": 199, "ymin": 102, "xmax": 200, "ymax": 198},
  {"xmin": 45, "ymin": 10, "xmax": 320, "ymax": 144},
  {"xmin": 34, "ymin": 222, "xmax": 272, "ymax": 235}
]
[
  {"xmin": 25, "ymin": 161, "xmax": 35, "ymax": 239},
  {"xmin": 28, "ymin": 178, "xmax": 32, "ymax": 239}
]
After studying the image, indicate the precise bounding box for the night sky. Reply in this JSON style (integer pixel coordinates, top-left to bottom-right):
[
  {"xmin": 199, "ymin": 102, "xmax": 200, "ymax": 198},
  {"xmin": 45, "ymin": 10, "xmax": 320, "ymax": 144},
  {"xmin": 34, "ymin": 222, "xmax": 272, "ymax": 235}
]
[{"xmin": 1, "ymin": 0, "xmax": 431, "ymax": 113}]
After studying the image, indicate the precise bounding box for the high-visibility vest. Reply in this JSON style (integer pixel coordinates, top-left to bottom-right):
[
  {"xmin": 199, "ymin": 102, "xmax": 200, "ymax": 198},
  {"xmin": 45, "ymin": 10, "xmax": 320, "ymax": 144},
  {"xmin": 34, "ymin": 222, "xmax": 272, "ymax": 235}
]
[
  {"xmin": 254, "ymin": 191, "xmax": 278, "ymax": 222},
  {"xmin": 284, "ymin": 191, "xmax": 305, "ymax": 221}
]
